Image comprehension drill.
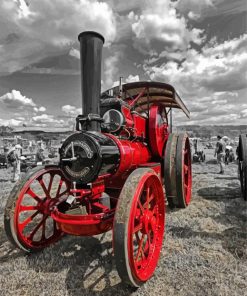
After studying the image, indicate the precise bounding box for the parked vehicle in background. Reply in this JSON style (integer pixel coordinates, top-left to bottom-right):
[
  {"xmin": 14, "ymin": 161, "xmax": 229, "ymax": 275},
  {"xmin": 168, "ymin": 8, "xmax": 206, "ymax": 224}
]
[
  {"xmin": 191, "ymin": 138, "xmax": 206, "ymax": 163},
  {"xmin": 225, "ymin": 145, "xmax": 235, "ymax": 164},
  {"xmin": 0, "ymin": 148, "xmax": 9, "ymax": 168},
  {"xmin": 205, "ymin": 142, "xmax": 214, "ymax": 149},
  {"xmin": 20, "ymin": 154, "xmax": 38, "ymax": 172}
]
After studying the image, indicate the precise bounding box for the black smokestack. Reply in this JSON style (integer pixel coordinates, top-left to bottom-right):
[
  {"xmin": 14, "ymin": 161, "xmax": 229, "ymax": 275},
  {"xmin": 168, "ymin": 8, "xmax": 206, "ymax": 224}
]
[{"xmin": 78, "ymin": 31, "xmax": 104, "ymax": 131}]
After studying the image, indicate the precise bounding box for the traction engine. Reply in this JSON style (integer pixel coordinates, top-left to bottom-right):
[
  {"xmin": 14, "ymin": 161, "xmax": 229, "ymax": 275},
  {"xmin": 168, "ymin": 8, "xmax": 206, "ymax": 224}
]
[{"xmin": 4, "ymin": 31, "xmax": 192, "ymax": 287}]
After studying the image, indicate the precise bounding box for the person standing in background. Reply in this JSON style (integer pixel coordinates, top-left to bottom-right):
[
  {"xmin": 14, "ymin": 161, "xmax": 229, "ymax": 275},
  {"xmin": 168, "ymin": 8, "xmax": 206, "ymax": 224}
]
[
  {"xmin": 214, "ymin": 135, "xmax": 226, "ymax": 174},
  {"xmin": 36, "ymin": 147, "xmax": 45, "ymax": 164},
  {"xmin": 8, "ymin": 144, "xmax": 22, "ymax": 182}
]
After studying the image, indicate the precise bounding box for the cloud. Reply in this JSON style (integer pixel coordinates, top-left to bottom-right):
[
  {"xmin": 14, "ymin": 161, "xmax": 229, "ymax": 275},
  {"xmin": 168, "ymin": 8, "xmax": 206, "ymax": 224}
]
[
  {"xmin": 61, "ymin": 104, "xmax": 81, "ymax": 116},
  {"xmin": 0, "ymin": 0, "xmax": 116, "ymax": 73},
  {"xmin": 176, "ymin": 0, "xmax": 247, "ymax": 20},
  {"xmin": 0, "ymin": 118, "xmax": 25, "ymax": 127},
  {"xmin": 130, "ymin": 0, "xmax": 204, "ymax": 55},
  {"xmin": 32, "ymin": 113, "xmax": 65, "ymax": 126},
  {"xmin": 104, "ymin": 51, "xmax": 122, "ymax": 88},
  {"xmin": 176, "ymin": 0, "xmax": 215, "ymax": 20},
  {"xmin": 148, "ymin": 34, "xmax": 247, "ymax": 94},
  {"xmin": 0, "ymin": 90, "xmax": 35, "ymax": 108},
  {"xmin": 69, "ymin": 48, "xmax": 80, "ymax": 59},
  {"xmin": 240, "ymin": 109, "xmax": 247, "ymax": 118},
  {"xmin": 33, "ymin": 106, "xmax": 46, "ymax": 112},
  {"xmin": 126, "ymin": 74, "xmax": 140, "ymax": 83}
]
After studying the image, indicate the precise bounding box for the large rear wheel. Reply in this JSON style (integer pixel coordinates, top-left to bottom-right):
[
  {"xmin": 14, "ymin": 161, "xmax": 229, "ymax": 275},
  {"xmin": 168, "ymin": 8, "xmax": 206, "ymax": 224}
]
[
  {"xmin": 4, "ymin": 166, "xmax": 71, "ymax": 252},
  {"xmin": 113, "ymin": 168, "xmax": 165, "ymax": 287},
  {"xmin": 164, "ymin": 133, "xmax": 192, "ymax": 208},
  {"xmin": 238, "ymin": 134, "xmax": 247, "ymax": 200}
]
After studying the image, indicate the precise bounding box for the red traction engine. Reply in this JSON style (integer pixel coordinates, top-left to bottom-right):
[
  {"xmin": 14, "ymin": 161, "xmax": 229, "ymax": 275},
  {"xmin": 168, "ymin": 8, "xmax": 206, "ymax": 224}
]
[{"xmin": 4, "ymin": 31, "xmax": 192, "ymax": 287}]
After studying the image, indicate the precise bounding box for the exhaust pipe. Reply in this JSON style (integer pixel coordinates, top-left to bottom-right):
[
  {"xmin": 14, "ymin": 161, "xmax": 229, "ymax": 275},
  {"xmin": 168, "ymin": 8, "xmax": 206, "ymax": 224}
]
[{"xmin": 78, "ymin": 31, "xmax": 105, "ymax": 131}]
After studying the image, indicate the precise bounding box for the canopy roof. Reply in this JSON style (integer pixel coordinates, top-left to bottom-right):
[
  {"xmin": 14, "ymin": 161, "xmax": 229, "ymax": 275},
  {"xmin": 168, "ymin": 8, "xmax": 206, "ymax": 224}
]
[{"xmin": 101, "ymin": 81, "xmax": 190, "ymax": 118}]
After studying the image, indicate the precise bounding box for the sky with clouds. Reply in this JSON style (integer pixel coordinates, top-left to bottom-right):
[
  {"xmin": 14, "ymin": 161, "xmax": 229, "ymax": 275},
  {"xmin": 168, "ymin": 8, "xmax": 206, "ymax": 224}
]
[{"xmin": 0, "ymin": 0, "xmax": 246, "ymax": 130}]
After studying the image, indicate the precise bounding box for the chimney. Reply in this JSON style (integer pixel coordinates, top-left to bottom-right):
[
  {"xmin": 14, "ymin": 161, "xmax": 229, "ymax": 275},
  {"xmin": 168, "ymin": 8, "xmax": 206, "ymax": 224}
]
[{"xmin": 78, "ymin": 31, "xmax": 105, "ymax": 130}]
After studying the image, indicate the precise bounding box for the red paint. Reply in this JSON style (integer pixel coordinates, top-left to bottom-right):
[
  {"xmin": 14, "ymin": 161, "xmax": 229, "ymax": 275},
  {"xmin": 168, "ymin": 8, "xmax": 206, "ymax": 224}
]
[
  {"xmin": 149, "ymin": 104, "xmax": 169, "ymax": 157},
  {"xmin": 127, "ymin": 172, "xmax": 165, "ymax": 282},
  {"xmin": 121, "ymin": 105, "xmax": 133, "ymax": 129},
  {"xmin": 13, "ymin": 167, "xmax": 70, "ymax": 250},
  {"xmin": 105, "ymin": 134, "xmax": 151, "ymax": 178},
  {"xmin": 131, "ymin": 112, "xmax": 146, "ymax": 138},
  {"xmin": 51, "ymin": 209, "xmax": 114, "ymax": 236},
  {"xmin": 184, "ymin": 137, "xmax": 192, "ymax": 205}
]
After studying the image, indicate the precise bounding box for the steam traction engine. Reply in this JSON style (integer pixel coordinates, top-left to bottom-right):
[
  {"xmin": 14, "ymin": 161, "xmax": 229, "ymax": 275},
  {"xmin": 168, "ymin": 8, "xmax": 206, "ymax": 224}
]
[{"xmin": 4, "ymin": 31, "xmax": 192, "ymax": 287}]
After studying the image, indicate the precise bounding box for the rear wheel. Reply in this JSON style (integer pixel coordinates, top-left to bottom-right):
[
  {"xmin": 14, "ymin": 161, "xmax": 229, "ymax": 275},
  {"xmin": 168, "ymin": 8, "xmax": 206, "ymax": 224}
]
[
  {"xmin": 164, "ymin": 133, "xmax": 192, "ymax": 208},
  {"xmin": 238, "ymin": 135, "xmax": 247, "ymax": 200},
  {"xmin": 113, "ymin": 168, "xmax": 165, "ymax": 287},
  {"xmin": 4, "ymin": 166, "xmax": 71, "ymax": 252}
]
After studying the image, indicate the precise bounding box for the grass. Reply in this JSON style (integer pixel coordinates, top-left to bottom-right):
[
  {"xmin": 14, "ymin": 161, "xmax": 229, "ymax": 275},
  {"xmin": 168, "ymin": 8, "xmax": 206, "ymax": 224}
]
[{"xmin": 0, "ymin": 150, "xmax": 246, "ymax": 296}]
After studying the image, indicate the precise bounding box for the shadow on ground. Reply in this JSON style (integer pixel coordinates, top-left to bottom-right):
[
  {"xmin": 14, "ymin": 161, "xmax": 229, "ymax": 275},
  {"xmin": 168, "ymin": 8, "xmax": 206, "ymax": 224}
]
[
  {"xmin": 168, "ymin": 179, "xmax": 247, "ymax": 260},
  {"xmin": 167, "ymin": 225, "xmax": 246, "ymax": 259},
  {"xmin": 24, "ymin": 234, "xmax": 134, "ymax": 296},
  {"xmin": 214, "ymin": 176, "xmax": 239, "ymax": 180},
  {"xmin": 197, "ymin": 186, "xmax": 241, "ymax": 200},
  {"xmin": 0, "ymin": 224, "xmax": 24, "ymax": 263},
  {"xmin": 0, "ymin": 225, "xmax": 133, "ymax": 295}
]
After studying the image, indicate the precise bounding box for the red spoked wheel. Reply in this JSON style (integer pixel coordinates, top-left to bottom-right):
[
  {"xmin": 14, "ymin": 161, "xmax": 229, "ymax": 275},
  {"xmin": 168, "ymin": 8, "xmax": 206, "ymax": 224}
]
[
  {"xmin": 176, "ymin": 133, "xmax": 192, "ymax": 207},
  {"xmin": 113, "ymin": 168, "xmax": 165, "ymax": 287},
  {"xmin": 4, "ymin": 166, "xmax": 71, "ymax": 252},
  {"xmin": 238, "ymin": 134, "xmax": 247, "ymax": 200},
  {"xmin": 164, "ymin": 133, "xmax": 192, "ymax": 208}
]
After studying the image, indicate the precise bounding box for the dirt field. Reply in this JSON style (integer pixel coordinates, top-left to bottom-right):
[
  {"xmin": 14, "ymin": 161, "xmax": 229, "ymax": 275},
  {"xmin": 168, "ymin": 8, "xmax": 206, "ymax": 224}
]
[{"xmin": 0, "ymin": 150, "xmax": 246, "ymax": 296}]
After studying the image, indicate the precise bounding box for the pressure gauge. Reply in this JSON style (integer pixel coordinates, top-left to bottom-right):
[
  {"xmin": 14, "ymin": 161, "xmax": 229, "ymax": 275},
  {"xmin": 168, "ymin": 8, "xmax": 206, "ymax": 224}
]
[{"xmin": 102, "ymin": 109, "xmax": 124, "ymax": 133}]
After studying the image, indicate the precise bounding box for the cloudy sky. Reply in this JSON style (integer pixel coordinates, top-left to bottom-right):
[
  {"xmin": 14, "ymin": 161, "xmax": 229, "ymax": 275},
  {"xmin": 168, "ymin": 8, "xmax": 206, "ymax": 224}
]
[{"xmin": 0, "ymin": 0, "xmax": 246, "ymax": 130}]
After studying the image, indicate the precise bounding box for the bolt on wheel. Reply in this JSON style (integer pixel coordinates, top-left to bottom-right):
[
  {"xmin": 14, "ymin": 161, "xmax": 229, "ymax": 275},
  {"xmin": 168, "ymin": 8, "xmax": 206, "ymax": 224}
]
[
  {"xmin": 4, "ymin": 166, "xmax": 71, "ymax": 252},
  {"xmin": 113, "ymin": 168, "xmax": 165, "ymax": 287}
]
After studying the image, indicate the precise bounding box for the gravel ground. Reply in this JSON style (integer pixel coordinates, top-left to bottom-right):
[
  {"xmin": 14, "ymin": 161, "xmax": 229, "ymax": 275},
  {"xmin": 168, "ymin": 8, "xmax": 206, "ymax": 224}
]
[{"xmin": 0, "ymin": 150, "xmax": 246, "ymax": 296}]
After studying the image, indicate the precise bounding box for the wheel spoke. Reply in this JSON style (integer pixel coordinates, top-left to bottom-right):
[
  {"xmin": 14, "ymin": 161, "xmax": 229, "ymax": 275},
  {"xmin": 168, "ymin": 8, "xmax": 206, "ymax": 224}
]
[
  {"xmin": 47, "ymin": 174, "xmax": 55, "ymax": 193},
  {"xmin": 27, "ymin": 214, "xmax": 48, "ymax": 240},
  {"xmin": 150, "ymin": 204, "xmax": 157, "ymax": 215},
  {"xmin": 144, "ymin": 193, "xmax": 154, "ymax": 209},
  {"xmin": 38, "ymin": 177, "xmax": 50, "ymax": 198},
  {"xmin": 27, "ymin": 188, "xmax": 42, "ymax": 203},
  {"xmin": 137, "ymin": 200, "xmax": 145, "ymax": 214},
  {"xmin": 135, "ymin": 233, "xmax": 145, "ymax": 261},
  {"xmin": 55, "ymin": 180, "xmax": 64, "ymax": 198},
  {"xmin": 19, "ymin": 205, "xmax": 38, "ymax": 212},
  {"xmin": 150, "ymin": 218, "xmax": 157, "ymax": 233},
  {"xmin": 57, "ymin": 189, "xmax": 69, "ymax": 199},
  {"xmin": 18, "ymin": 210, "xmax": 40, "ymax": 232},
  {"xmin": 145, "ymin": 186, "xmax": 150, "ymax": 209},
  {"xmin": 133, "ymin": 222, "xmax": 142, "ymax": 233},
  {"xmin": 144, "ymin": 234, "xmax": 150, "ymax": 254}
]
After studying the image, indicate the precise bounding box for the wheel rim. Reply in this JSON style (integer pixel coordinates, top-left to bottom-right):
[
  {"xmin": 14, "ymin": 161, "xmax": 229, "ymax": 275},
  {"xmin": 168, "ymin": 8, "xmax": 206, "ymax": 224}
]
[
  {"xmin": 128, "ymin": 174, "xmax": 165, "ymax": 282},
  {"xmin": 183, "ymin": 137, "xmax": 192, "ymax": 205},
  {"xmin": 14, "ymin": 168, "xmax": 70, "ymax": 249}
]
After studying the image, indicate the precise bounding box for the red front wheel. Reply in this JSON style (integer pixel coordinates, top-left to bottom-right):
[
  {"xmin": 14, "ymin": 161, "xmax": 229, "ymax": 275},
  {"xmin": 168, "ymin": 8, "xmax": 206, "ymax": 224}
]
[
  {"xmin": 113, "ymin": 168, "xmax": 165, "ymax": 287},
  {"xmin": 4, "ymin": 166, "xmax": 71, "ymax": 252}
]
